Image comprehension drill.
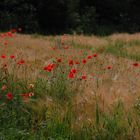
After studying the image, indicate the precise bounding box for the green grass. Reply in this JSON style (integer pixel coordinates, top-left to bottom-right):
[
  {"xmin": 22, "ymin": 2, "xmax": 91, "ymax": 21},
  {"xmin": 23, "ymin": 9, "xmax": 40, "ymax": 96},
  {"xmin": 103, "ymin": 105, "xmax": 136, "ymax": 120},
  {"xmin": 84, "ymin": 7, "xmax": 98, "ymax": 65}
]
[
  {"xmin": 1, "ymin": 34, "xmax": 140, "ymax": 139},
  {"xmin": 1, "ymin": 71, "xmax": 140, "ymax": 140},
  {"xmin": 70, "ymin": 41, "xmax": 93, "ymax": 50},
  {"xmin": 95, "ymin": 40, "xmax": 140, "ymax": 61}
]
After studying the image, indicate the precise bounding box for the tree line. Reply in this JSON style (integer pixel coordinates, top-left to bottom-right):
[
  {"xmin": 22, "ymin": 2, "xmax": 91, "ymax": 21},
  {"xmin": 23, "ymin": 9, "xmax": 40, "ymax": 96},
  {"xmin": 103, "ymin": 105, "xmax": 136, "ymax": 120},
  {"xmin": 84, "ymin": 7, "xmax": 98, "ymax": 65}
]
[{"xmin": 0, "ymin": 0, "xmax": 140, "ymax": 35}]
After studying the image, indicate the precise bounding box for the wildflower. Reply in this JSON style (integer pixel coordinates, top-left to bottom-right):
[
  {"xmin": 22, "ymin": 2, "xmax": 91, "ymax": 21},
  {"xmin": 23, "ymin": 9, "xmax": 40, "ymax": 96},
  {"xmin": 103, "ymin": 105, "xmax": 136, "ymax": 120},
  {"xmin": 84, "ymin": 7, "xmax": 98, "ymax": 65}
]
[
  {"xmin": 44, "ymin": 64, "xmax": 55, "ymax": 72},
  {"xmin": 70, "ymin": 68, "xmax": 77, "ymax": 74},
  {"xmin": 69, "ymin": 60, "xmax": 74, "ymax": 66},
  {"xmin": 7, "ymin": 32, "xmax": 13, "ymax": 37},
  {"xmin": 17, "ymin": 59, "xmax": 25, "ymax": 65},
  {"xmin": 11, "ymin": 28, "xmax": 17, "ymax": 33},
  {"xmin": 75, "ymin": 61, "xmax": 80, "ymax": 65},
  {"xmin": 52, "ymin": 47, "xmax": 56, "ymax": 50},
  {"xmin": 0, "ymin": 34, "xmax": 4, "ymax": 38},
  {"xmin": 10, "ymin": 55, "xmax": 15, "ymax": 59},
  {"xmin": 28, "ymin": 84, "xmax": 34, "ymax": 89},
  {"xmin": 4, "ymin": 42, "xmax": 8, "ymax": 46},
  {"xmin": 21, "ymin": 93, "xmax": 29, "ymax": 99},
  {"xmin": 133, "ymin": 63, "xmax": 139, "ymax": 67},
  {"xmin": 1, "ymin": 85, "xmax": 7, "ymax": 91},
  {"xmin": 1, "ymin": 55, "xmax": 6, "ymax": 59},
  {"xmin": 57, "ymin": 58, "xmax": 62, "ymax": 63},
  {"xmin": 93, "ymin": 53, "xmax": 97, "ymax": 57},
  {"xmin": 68, "ymin": 72, "xmax": 74, "ymax": 78},
  {"xmin": 87, "ymin": 55, "xmax": 92, "ymax": 59},
  {"xmin": 82, "ymin": 59, "xmax": 87, "ymax": 64},
  {"xmin": 29, "ymin": 92, "xmax": 34, "ymax": 97},
  {"xmin": 82, "ymin": 75, "xmax": 87, "ymax": 80},
  {"xmin": 107, "ymin": 66, "xmax": 112, "ymax": 70},
  {"xmin": 6, "ymin": 92, "xmax": 13, "ymax": 100}
]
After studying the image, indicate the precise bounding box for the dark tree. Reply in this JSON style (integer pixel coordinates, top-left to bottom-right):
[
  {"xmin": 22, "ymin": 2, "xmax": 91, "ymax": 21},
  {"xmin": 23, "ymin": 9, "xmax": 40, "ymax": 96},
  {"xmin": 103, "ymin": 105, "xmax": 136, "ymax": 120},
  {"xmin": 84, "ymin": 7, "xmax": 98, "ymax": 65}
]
[{"xmin": 0, "ymin": 0, "xmax": 140, "ymax": 34}]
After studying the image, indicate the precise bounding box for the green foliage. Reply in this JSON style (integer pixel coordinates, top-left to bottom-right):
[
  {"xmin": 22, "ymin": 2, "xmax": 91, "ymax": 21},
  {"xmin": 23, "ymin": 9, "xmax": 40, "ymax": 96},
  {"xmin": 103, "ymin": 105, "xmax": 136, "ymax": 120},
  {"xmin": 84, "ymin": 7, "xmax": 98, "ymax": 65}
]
[
  {"xmin": 95, "ymin": 40, "xmax": 140, "ymax": 61},
  {"xmin": 80, "ymin": 7, "xmax": 97, "ymax": 34},
  {"xmin": 1, "ymin": 0, "xmax": 140, "ymax": 34},
  {"xmin": 134, "ymin": 97, "xmax": 140, "ymax": 115},
  {"xmin": 0, "ymin": 72, "xmax": 140, "ymax": 139},
  {"xmin": 0, "ymin": 0, "xmax": 39, "ymax": 32}
]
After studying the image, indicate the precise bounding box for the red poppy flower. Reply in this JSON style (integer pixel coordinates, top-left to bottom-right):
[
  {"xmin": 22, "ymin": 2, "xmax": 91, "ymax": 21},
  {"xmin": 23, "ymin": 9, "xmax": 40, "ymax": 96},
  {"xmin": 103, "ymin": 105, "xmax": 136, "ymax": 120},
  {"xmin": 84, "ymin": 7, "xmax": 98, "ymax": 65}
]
[
  {"xmin": 17, "ymin": 59, "xmax": 25, "ymax": 65},
  {"xmin": 57, "ymin": 58, "xmax": 62, "ymax": 63},
  {"xmin": 107, "ymin": 66, "xmax": 112, "ymax": 70},
  {"xmin": 82, "ymin": 59, "xmax": 87, "ymax": 64},
  {"xmin": 75, "ymin": 61, "xmax": 80, "ymax": 65},
  {"xmin": 10, "ymin": 55, "xmax": 15, "ymax": 59},
  {"xmin": 133, "ymin": 63, "xmax": 139, "ymax": 67},
  {"xmin": 4, "ymin": 42, "xmax": 8, "ymax": 46},
  {"xmin": 87, "ymin": 55, "xmax": 92, "ymax": 59},
  {"xmin": 0, "ymin": 34, "xmax": 4, "ymax": 38},
  {"xmin": 52, "ymin": 47, "xmax": 56, "ymax": 50},
  {"xmin": 21, "ymin": 93, "xmax": 30, "ymax": 99},
  {"xmin": 82, "ymin": 75, "xmax": 87, "ymax": 80},
  {"xmin": 69, "ymin": 60, "xmax": 74, "ymax": 66},
  {"xmin": 11, "ymin": 28, "xmax": 17, "ymax": 33},
  {"xmin": 1, "ymin": 55, "xmax": 6, "ymax": 59},
  {"xmin": 93, "ymin": 53, "xmax": 97, "ymax": 57},
  {"xmin": 70, "ymin": 68, "xmax": 77, "ymax": 74},
  {"xmin": 44, "ymin": 64, "xmax": 55, "ymax": 72},
  {"xmin": 7, "ymin": 32, "xmax": 13, "ymax": 37},
  {"xmin": 68, "ymin": 72, "xmax": 74, "ymax": 78},
  {"xmin": 6, "ymin": 92, "xmax": 13, "ymax": 100}
]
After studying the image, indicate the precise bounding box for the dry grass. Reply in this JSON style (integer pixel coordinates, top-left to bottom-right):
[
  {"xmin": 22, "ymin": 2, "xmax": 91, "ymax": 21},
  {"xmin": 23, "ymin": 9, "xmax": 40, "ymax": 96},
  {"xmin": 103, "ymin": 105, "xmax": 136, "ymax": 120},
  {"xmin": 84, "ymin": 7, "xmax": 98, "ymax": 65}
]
[
  {"xmin": 108, "ymin": 33, "xmax": 140, "ymax": 42},
  {"xmin": 1, "ymin": 33, "xmax": 140, "ymax": 113},
  {"xmin": 1, "ymin": 32, "xmax": 140, "ymax": 139}
]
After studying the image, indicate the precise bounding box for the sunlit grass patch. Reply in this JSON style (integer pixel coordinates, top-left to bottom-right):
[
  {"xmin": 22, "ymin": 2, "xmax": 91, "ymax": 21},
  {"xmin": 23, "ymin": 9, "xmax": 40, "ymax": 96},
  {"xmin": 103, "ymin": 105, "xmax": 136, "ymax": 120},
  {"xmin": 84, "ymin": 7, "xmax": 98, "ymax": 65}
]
[{"xmin": 95, "ymin": 39, "xmax": 140, "ymax": 61}]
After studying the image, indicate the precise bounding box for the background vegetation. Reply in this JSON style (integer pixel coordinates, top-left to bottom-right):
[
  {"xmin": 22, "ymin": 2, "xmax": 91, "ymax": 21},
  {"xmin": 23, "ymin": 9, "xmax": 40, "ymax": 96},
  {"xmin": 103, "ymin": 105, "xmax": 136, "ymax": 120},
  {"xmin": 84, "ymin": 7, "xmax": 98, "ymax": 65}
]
[{"xmin": 0, "ymin": 0, "xmax": 140, "ymax": 35}]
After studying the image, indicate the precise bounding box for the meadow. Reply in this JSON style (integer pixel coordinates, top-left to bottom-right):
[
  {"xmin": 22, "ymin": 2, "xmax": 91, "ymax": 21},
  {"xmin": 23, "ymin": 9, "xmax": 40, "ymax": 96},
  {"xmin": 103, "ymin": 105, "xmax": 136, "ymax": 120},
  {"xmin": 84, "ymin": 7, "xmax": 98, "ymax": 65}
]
[{"xmin": 0, "ymin": 30, "xmax": 140, "ymax": 140}]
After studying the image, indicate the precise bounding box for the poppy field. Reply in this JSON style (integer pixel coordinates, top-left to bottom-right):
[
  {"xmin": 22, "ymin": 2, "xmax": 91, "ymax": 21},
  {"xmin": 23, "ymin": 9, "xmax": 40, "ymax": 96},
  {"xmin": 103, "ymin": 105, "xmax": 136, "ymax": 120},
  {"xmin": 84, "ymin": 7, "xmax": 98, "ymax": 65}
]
[{"xmin": 1, "ymin": 29, "xmax": 140, "ymax": 140}]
